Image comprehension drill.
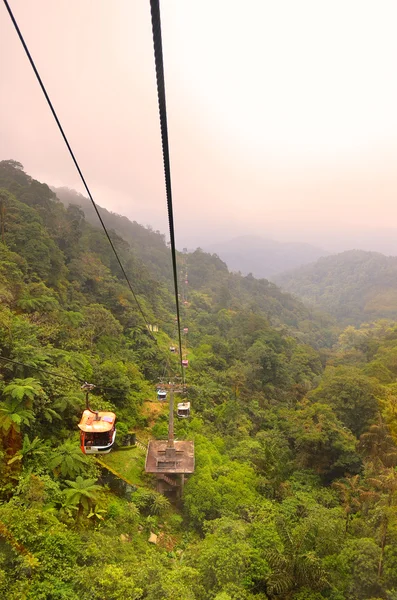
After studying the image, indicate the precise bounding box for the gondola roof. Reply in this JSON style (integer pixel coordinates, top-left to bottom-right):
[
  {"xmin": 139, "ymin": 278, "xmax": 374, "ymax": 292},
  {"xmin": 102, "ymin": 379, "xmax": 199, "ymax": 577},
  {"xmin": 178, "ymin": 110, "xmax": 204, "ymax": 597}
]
[{"xmin": 78, "ymin": 410, "xmax": 116, "ymax": 433}]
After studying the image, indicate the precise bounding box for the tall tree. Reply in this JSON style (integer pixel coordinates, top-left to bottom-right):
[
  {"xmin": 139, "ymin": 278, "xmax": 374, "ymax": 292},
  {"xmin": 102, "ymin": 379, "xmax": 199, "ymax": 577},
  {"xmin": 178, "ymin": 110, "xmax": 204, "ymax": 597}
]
[
  {"xmin": 63, "ymin": 476, "xmax": 101, "ymax": 522},
  {"xmin": 359, "ymin": 415, "xmax": 397, "ymax": 468},
  {"xmin": 266, "ymin": 519, "xmax": 329, "ymax": 598},
  {"xmin": 367, "ymin": 467, "xmax": 397, "ymax": 577},
  {"xmin": 332, "ymin": 474, "xmax": 367, "ymax": 533}
]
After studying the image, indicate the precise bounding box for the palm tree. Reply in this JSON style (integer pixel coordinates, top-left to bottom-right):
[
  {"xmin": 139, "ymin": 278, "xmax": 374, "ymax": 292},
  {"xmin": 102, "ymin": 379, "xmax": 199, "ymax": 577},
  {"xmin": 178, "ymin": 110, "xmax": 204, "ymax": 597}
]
[
  {"xmin": 49, "ymin": 440, "xmax": 89, "ymax": 479},
  {"xmin": 7, "ymin": 435, "xmax": 49, "ymax": 466},
  {"xmin": 52, "ymin": 392, "xmax": 83, "ymax": 416},
  {"xmin": 50, "ymin": 349, "xmax": 88, "ymax": 375},
  {"xmin": 63, "ymin": 476, "xmax": 101, "ymax": 521},
  {"xmin": 3, "ymin": 377, "xmax": 43, "ymax": 409},
  {"xmin": 332, "ymin": 474, "xmax": 367, "ymax": 533},
  {"xmin": 367, "ymin": 467, "xmax": 397, "ymax": 577},
  {"xmin": 41, "ymin": 405, "xmax": 62, "ymax": 424},
  {"xmin": 266, "ymin": 519, "xmax": 329, "ymax": 598},
  {"xmin": 149, "ymin": 492, "xmax": 171, "ymax": 516},
  {"xmin": 359, "ymin": 415, "xmax": 397, "ymax": 468}
]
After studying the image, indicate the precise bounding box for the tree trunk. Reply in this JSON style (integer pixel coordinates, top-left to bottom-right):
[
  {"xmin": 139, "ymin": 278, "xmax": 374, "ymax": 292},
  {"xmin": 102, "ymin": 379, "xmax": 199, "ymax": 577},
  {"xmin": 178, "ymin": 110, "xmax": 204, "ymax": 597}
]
[
  {"xmin": 345, "ymin": 510, "xmax": 350, "ymax": 534},
  {"xmin": 378, "ymin": 517, "xmax": 388, "ymax": 578}
]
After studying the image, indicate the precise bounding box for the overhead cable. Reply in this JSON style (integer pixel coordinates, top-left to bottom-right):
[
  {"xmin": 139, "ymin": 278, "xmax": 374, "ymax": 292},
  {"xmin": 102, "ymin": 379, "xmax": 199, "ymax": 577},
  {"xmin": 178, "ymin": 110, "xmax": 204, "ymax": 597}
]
[
  {"xmin": 149, "ymin": 0, "xmax": 185, "ymax": 382},
  {"xmin": 2, "ymin": 0, "xmax": 155, "ymax": 340}
]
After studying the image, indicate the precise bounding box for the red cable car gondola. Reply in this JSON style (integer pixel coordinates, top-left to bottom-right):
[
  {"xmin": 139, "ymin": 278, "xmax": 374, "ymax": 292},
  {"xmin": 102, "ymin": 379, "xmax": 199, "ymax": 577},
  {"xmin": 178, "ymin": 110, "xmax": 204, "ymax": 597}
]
[
  {"xmin": 78, "ymin": 383, "xmax": 116, "ymax": 455},
  {"xmin": 78, "ymin": 410, "xmax": 116, "ymax": 455}
]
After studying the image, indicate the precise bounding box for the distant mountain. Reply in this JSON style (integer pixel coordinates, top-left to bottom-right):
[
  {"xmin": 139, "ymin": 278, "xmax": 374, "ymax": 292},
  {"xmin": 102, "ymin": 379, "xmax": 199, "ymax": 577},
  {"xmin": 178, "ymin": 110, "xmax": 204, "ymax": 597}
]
[
  {"xmin": 205, "ymin": 235, "xmax": 329, "ymax": 279},
  {"xmin": 274, "ymin": 249, "xmax": 397, "ymax": 324}
]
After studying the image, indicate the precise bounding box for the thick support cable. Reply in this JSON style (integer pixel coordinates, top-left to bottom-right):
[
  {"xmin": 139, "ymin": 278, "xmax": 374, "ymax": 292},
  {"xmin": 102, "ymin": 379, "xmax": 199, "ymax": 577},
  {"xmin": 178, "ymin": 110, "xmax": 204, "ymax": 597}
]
[
  {"xmin": 3, "ymin": 0, "xmax": 155, "ymax": 341},
  {"xmin": 149, "ymin": 0, "xmax": 185, "ymax": 383}
]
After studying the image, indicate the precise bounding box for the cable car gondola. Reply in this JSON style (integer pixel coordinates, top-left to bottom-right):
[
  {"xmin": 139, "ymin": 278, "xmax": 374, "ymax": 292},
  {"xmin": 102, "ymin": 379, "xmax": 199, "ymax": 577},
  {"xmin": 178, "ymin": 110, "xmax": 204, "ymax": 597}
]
[
  {"xmin": 183, "ymin": 327, "xmax": 188, "ymax": 334},
  {"xmin": 182, "ymin": 359, "xmax": 189, "ymax": 367},
  {"xmin": 157, "ymin": 389, "xmax": 167, "ymax": 401},
  {"xmin": 78, "ymin": 382, "xmax": 116, "ymax": 455},
  {"xmin": 78, "ymin": 410, "xmax": 116, "ymax": 455},
  {"xmin": 177, "ymin": 402, "xmax": 190, "ymax": 418},
  {"xmin": 169, "ymin": 345, "xmax": 176, "ymax": 353}
]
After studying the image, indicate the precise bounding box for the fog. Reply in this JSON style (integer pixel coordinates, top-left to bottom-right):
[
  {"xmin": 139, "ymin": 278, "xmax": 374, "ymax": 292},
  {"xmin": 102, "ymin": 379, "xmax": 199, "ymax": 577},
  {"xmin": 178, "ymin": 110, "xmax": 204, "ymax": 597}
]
[{"xmin": 2, "ymin": 0, "xmax": 397, "ymax": 253}]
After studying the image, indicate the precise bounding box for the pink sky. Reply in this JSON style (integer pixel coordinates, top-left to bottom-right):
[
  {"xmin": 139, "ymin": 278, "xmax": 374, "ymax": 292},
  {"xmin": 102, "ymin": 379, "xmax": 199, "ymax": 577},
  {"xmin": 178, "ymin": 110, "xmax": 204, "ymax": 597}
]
[{"xmin": 1, "ymin": 0, "xmax": 397, "ymax": 250}]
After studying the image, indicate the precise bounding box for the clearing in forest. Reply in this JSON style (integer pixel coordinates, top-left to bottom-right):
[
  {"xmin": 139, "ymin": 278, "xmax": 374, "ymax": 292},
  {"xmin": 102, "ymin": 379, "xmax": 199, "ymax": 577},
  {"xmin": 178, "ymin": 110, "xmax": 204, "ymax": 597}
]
[{"xmin": 100, "ymin": 446, "xmax": 146, "ymax": 486}]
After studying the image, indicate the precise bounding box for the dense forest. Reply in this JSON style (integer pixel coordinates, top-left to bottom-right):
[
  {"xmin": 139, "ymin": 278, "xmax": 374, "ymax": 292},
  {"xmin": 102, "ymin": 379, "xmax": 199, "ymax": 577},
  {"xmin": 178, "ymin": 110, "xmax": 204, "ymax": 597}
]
[
  {"xmin": 273, "ymin": 250, "xmax": 397, "ymax": 325},
  {"xmin": 1, "ymin": 160, "xmax": 397, "ymax": 599}
]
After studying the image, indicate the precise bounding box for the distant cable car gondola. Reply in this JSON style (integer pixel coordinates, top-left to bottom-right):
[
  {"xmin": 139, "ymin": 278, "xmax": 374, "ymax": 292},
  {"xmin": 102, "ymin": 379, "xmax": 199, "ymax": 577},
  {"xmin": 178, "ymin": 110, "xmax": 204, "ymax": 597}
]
[
  {"xmin": 182, "ymin": 359, "xmax": 189, "ymax": 367},
  {"xmin": 169, "ymin": 345, "xmax": 176, "ymax": 353},
  {"xmin": 157, "ymin": 389, "xmax": 167, "ymax": 401},
  {"xmin": 183, "ymin": 327, "xmax": 188, "ymax": 334},
  {"xmin": 78, "ymin": 382, "xmax": 116, "ymax": 455},
  {"xmin": 177, "ymin": 402, "xmax": 190, "ymax": 418}
]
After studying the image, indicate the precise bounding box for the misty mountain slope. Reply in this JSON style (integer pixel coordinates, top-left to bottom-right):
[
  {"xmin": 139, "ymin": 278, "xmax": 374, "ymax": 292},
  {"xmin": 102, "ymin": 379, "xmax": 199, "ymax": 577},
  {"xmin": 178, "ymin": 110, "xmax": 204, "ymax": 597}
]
[
  {"xmin": 206, "ymin": 235, "xmax": 329, "ymax": 279},
  {"xmin": 52, "ymin": 188, "xmax": 327, "ymax": 338},
  {"xmin": 52, "ymin": 186, "xmax": 172, "ymax": 281},
  {"xmin": 274, "ymin": 249, "xmax": 397, "ymax": 324},
  {"xmin": 0, "ymin": 163, "xmax": 333, "ymax": 347}
]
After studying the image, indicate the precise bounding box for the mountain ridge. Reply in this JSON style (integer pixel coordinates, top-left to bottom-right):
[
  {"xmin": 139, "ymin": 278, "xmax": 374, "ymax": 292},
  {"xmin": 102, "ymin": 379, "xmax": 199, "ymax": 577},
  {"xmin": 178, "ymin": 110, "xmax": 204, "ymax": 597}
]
[
  {"xmin": 273, "ymin": 248, "xmax": 397, "ymax": 324},
  {"xmin": 205, "ymin": 234, "xmax": 329, "ymax": 278}
]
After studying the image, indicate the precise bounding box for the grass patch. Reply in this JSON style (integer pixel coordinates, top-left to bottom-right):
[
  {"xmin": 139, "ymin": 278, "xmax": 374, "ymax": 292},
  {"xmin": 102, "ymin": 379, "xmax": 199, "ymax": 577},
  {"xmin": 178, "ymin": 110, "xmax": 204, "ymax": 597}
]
[{"xmin": 101, "ymin": 446, "xmax": 146, "ymax": 486}]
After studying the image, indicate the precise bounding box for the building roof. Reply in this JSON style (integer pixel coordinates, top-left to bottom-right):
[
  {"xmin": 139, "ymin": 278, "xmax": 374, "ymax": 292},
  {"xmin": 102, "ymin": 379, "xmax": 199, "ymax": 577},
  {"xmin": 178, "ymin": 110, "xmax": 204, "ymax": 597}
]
[
  {"xmin": 145, "ymin": 440, "xmax": 195, "ymax": 474},
  {"xmin": 78, "ymin": 410, "xmax": 116, "ymax": 433}
]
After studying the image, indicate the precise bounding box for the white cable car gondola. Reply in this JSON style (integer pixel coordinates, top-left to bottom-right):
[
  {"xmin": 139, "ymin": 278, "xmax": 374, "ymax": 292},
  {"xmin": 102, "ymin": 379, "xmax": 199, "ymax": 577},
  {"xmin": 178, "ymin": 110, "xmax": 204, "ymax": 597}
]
[
  {"xmin": 177, "ymin": 402, "xmax": 190, "ymax": 418},
  {"xmin": 157, "ymin": 389, "xmax": 167, "ymax": 401},
  {"xmin": 169, "ymin": 345, "xmax": 176, "ymax": 353}
]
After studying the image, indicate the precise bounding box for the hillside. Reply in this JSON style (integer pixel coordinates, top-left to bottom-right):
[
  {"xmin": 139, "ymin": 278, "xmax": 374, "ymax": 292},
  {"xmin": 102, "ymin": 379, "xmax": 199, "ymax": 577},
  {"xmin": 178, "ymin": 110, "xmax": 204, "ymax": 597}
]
[
  {"xmin": 51, "ymin": 184, "xmax": 332, "ymax": 343},
  {"xmin": 273, "ymin": 249, "xmax": 397, "ymax": 325},
  {"xmin": 2, "ymin": 161, "xmax": 397, "ymax": 599},
  {"xmin": 205, "ymin": 235, "xmax": 328, "ymax": 278},
  {"xmin": 52, "ymin": 186, "xmax": 173, "ymax": 282}
]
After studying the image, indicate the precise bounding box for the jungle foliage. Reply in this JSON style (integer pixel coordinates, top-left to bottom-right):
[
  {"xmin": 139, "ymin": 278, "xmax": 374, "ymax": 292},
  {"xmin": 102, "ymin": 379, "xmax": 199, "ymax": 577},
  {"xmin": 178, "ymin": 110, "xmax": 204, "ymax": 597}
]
[{"xmin": 1, "ymin": 161, "xmax": 397, "ymax": 599}]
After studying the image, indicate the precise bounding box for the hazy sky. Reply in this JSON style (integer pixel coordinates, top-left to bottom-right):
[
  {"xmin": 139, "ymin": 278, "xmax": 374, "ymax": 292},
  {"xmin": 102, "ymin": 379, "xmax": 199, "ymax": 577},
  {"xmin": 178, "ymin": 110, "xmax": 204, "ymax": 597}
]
[{"xmin": 2, "ymin": 0, "xmax": 397, "ymax": 251}]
